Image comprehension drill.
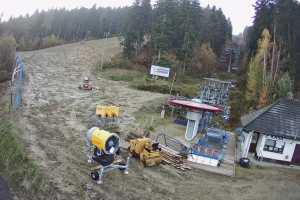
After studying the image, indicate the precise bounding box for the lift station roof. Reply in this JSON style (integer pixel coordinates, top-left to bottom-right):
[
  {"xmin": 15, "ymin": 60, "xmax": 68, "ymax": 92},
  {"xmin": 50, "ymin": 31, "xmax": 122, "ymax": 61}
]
[{"xmin": 169, "ymin": 99, "xmax": 222, "ymax": 113}]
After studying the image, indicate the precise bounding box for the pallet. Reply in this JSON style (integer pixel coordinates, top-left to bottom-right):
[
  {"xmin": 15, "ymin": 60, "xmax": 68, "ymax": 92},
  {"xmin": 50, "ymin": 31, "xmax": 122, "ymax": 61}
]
[{"xmin": 159, "ymin": 145, "xmax": 191, "ymax": 171}]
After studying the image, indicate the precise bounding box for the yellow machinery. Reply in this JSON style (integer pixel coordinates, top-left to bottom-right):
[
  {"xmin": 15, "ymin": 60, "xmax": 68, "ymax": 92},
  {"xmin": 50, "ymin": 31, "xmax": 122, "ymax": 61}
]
[
  {"xmin": 129, "ymin": 138, "xmax": 162, "ymax": 167},
  {"xmin": 96, "ymin": 105, "xmax": 120, "ymax": 118},
  {"xmin": 92, "ymin": 105, "xmax": 120, "ymax": 128},
  {"xmin": 86, "ymin": 127, "xmax": 129, "ymax": 184},
  {"xmin": 88, "ymin": 128, "xmax": 119, "ymax": 154}
]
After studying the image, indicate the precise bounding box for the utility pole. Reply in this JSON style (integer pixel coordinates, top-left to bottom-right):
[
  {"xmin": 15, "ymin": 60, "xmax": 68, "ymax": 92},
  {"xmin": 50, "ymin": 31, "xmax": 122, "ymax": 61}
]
[
  {"xmin": 100, "ymin": 51, "xmax": 104, "ymax": 71},
  {"xmin": 227, "ymin": 49, "xmax": 232, "ymax": 73}
]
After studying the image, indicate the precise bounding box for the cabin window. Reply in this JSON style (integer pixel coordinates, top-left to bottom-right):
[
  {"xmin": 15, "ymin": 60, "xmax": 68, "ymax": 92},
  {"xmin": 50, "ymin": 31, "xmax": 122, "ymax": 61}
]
[{"xmin": 263, "ymin": 139, "xmax": 285, "ymax": 154}]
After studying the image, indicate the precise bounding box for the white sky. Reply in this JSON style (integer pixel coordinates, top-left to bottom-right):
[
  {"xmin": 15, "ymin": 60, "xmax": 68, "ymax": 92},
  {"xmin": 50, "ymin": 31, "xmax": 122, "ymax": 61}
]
[{"xmin": 0, "ymin": 0, "xmax": 256, "ymax": 34}]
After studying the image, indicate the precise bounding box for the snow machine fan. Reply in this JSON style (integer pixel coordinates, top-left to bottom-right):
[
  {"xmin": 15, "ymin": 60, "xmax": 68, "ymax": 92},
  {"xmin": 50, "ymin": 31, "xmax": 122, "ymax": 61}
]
[{"xmin": 85, "ymin": 127, "xmax": 129, "ymax": 184}]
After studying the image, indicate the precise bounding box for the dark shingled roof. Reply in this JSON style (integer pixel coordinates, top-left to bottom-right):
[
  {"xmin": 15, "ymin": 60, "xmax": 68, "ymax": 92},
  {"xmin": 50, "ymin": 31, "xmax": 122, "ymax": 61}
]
[{"xmin": 243, "ymin": 98, "xmax": 300, "ymax": 141}]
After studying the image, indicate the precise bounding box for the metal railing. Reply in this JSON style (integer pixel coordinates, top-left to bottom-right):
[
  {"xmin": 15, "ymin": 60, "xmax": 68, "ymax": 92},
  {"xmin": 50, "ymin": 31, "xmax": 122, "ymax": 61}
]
[{"xmin": 10, "ymin": 55, "xmax": 25, "ymax": 111}]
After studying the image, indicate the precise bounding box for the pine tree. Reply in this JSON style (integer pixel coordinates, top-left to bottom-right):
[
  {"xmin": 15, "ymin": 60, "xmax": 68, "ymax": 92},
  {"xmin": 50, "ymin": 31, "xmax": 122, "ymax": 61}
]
[
  {"xmin": 177, "ymin": 0, "xmax": 202, "ymax": 73},
  {"xmin": 152, "ymin": 0, "xmax": 179, "ymax": 57},
  {"xmin": 277, "ymin": 72, "xmax": 293, "ymax": 98},
  {"xmin": 122, "ymin": 0, "xmax": 152, "ymax": 58}
]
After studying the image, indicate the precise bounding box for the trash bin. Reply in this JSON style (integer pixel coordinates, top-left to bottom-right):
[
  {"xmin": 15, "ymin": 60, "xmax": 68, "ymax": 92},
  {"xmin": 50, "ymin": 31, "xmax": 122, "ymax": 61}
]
[{"xmin": 239, "ymin": 157, "xmax": 250, "ymax": 168}]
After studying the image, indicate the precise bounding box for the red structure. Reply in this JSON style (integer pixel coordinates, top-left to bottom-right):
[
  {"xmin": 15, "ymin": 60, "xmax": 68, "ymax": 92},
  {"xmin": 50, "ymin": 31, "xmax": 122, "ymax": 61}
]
[
  {"xmin": 169, "ymin": 99, "xmax": 222, "ymax": 113},
  {"xmin": 168, "ymin": 99, "xmax": 222, "ymax": 141}
]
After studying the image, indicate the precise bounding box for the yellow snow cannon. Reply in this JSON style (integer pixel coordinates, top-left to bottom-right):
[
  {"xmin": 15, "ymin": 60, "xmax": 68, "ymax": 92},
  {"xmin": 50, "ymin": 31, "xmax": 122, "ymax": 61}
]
[
  {"xmin": 85, "ymin": 127, "xmax": 129, "ymax": 184},
  {"xmin": 86, "ymin": 127, "xmax": 119, "ymax": 155}
]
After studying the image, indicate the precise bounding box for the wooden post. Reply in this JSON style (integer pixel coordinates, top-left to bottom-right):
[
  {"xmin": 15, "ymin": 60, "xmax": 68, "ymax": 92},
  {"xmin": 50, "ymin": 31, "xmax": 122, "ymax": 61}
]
[
  {"xmin": 161, "ymin": 106, "xmax": 165, "ymax": 119},
  {"xmin": 100, "ymin": 52, "xmax": 104, "ymax": 71},
  {"xmin": 150, "ymin": 116, "xmax": 154, "ymax": 127},
  {"xmin": 169, "ymin": 72, "xmax": 177, "ymax": 96},
  {"xmin": 227, "ymin": 50, "xmax": 232, "ymax": 73}
]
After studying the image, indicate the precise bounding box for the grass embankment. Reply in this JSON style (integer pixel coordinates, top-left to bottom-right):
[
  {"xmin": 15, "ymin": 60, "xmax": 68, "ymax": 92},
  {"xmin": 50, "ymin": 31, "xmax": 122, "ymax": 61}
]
[
  {"xmin": 97, "ymin": 55, "xmax": 199, "ymax": 97},
  {"xmin": 0, "ymin": 93, "xmax": 56, "ymax": 199},
  {"xmin": 0, "ymin": 120, "xmax": 57, "ymax": 199},
  {"xmin": 99, "ymin": 55, "xmax": 238, "ymax": 98}
]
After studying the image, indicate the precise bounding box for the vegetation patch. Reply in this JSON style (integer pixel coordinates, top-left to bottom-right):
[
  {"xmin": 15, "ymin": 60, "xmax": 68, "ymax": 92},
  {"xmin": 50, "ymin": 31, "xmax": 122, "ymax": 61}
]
[
  {"xmin": 130, "ymin": 77, "xmax": 199, "ymax": 97},
  {"xmin": 101, "ymin": 58, "xmax": 199, "ymax": 97},
  {"xmin": 102, "ymin": 69, "xmax": 145, "ymax": 82},
  {"xmin": 0, "ymin": 37, "xmax": 16, "ymax": 82},
  {"xmin": 0, "ymin": 120, "xmax": 56, "ymax": 199},
  {"xmin": 133, "ymin": 97, "xmax": 168, "ymax": 132}
]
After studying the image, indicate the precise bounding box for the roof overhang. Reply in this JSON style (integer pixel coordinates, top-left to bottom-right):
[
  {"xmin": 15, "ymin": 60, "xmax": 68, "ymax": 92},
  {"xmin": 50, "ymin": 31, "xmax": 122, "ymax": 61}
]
[{"xmin": 168, "ymin": 99, "xmax": 223, "ymax": 113}]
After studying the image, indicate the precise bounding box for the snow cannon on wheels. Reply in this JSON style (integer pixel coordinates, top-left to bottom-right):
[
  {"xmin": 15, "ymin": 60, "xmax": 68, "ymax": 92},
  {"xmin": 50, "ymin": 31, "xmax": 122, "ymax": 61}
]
[
  {"xmin": 79, "ymin": 77, "xmax": 93, "ymax": 91},
  {"xmin": 86, "ymin": 127, "xmax": 129, "ymax": 184}
]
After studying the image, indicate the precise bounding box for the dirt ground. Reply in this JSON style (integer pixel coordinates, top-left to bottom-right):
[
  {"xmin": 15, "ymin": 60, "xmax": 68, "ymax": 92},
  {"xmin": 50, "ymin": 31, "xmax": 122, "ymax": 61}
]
[{"xmin": 16, "ymin": 37, "xmax": 300, "ymax": 200}]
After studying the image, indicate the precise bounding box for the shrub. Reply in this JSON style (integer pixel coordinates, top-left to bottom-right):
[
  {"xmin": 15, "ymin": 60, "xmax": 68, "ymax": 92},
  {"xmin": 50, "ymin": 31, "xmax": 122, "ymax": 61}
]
[
  {"xmin": 0, "ymin": 36, "xmax": 16, "ymax": 82},
  {"xmin": 102, "ymin": 56, "xmax": 133, "ymax": 70},
  {"xmin": 277, "ymin": 72, "xmax": 293, "ymax": 98},
  {"xmin": 42, "ymin": 34, "xmax": 64, "ymax": 48}
]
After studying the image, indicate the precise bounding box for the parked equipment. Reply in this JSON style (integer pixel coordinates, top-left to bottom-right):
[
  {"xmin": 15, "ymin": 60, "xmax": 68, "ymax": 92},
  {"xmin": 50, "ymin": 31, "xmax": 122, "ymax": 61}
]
[
  {"xmin": 79, "ymin": 77, "xmax": 93, "ymax": 90},
  {"xmin": 91, "ymin": 105, "xmax": 120, "ymax": 128},
  {"xmin": 239, "ymin": 157, "xmax": 250, "ymax": 168},
  {"xmin": 96, "ymin": 105, "xmax": 120, "ymax": 118},
  {"xmin": 86, "ymin": 127, "xmax": 129, "ymax": 184},
  {"xmin": 129, "ymin": 138, "xmax": 162, "ymax": 167}
]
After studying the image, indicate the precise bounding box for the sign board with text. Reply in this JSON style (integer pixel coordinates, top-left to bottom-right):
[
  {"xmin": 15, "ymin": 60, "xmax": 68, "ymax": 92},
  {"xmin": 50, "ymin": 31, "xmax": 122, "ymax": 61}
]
[{"xmin": 150, "ymin": 65, "xmax": 170, "ymax": 78}]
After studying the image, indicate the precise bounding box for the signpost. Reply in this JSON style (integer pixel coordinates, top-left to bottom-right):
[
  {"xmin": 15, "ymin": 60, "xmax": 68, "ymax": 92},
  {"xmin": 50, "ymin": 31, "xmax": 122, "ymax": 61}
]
[{"xmin": 150, "ymin": 65, "xmax": 170, "ymax": 78}]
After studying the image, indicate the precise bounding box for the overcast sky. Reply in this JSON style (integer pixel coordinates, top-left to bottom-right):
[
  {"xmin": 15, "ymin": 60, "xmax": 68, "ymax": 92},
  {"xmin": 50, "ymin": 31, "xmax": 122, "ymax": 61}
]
[{"xmin": 0, "ymin": 0, "xmax": 256, "ymax": 34}]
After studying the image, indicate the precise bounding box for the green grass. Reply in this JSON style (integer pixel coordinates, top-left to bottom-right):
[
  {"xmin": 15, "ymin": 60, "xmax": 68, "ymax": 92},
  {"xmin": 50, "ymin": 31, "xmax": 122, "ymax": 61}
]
[
  {"xmin": 130, "ymin": 77, "xmax": 199, "ymax": 97},
  {"xmin": 0, "ymin": 96, "xmax": 10, "ymax": 113},
  {"xmin": 102, "ymin": 68, "xmax": 145, "ymax": 82},
  {"xmin": 101, "ymin": 67, "xmax": 199, "ymax": 97},
  {"xmin": 110, "ymin": 75, "xmax": 135, "ymax": 82},
  {"xmin": 133, "ymin": 97, "xmax": 168, "ymax": 131},
  {"xmin": 0, "ymin": 120, "xmax": 54, "ymax": 198},
  {"xmin": 98, "ymin": 53, "xmax": 203, "ymax": 97},
  {"xmin": 217, "ymin": 72, "xmax": 239, "ymax": 81}
]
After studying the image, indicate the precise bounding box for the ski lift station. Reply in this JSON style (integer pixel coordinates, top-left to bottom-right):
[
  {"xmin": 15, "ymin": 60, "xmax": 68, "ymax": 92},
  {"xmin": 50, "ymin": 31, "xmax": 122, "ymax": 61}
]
[{"xmin": 168, "ymin": 99, "xmax": 222, "ymax": 141}]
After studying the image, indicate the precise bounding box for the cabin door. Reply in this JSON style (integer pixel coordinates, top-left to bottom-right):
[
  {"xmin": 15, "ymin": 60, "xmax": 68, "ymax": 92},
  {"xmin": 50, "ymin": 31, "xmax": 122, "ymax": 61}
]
[{"xmin": 292, "ymin": 144, "xmax": 300, "ymax": 165}]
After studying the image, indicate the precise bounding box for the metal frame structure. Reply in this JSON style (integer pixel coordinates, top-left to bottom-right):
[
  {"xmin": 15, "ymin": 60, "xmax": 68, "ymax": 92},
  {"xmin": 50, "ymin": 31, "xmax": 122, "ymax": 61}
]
[
  {"xmin": 197, "ymin": 78, "xmax": 232, "ymax": 118},
  {"xmin": 91, "ymin": 157, "xmax": 130, "ymax": 184},
  {"xmin": 156, "ymin": 133, "xmax": 189, "ymax": 154},
  {"xmin": 199, "ymin": 78, "xmax": 231, "ymax": 107},
  {"xmin": 10, "ymin": 55, "xmax": 25, "ymax": 111}
]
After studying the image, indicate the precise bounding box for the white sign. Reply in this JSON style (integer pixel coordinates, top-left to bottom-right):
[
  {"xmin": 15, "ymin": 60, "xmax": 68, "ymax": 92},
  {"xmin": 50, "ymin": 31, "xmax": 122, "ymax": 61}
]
[{"xmin": 150, "ymin": 65, "xmax": 170, "ymax": 78}]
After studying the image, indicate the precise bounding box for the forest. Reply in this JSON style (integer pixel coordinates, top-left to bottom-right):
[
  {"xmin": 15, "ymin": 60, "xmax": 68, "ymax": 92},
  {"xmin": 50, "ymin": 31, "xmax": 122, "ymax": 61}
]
[
  {"xmin": 122, "ymin": 0, "xmax": 232, "ymax": 75},
  {"xmin": 0, "ymin": 6, "xmax": 129, "ymax": 50},
  {"xmin": 243, "ymin": 0, "xmax": 300, "ymax": 109}
]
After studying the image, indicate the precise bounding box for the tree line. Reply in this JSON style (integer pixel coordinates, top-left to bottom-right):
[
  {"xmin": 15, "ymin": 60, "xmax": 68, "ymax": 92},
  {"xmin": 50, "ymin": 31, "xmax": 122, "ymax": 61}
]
[
  {"xmin": 0, "ymin": 5, "xmax": 129, "ymax": 82},
  {"xmin": 0, "ymin": 5, "xmax": 129, "ymax": 50},
  {"xmin": 243, "ymin": 0, "xmax": 300, "ymax": 109},
  {"xmin": 122, "ymin": 0, "xmax": 232, "ymax": 74}
]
